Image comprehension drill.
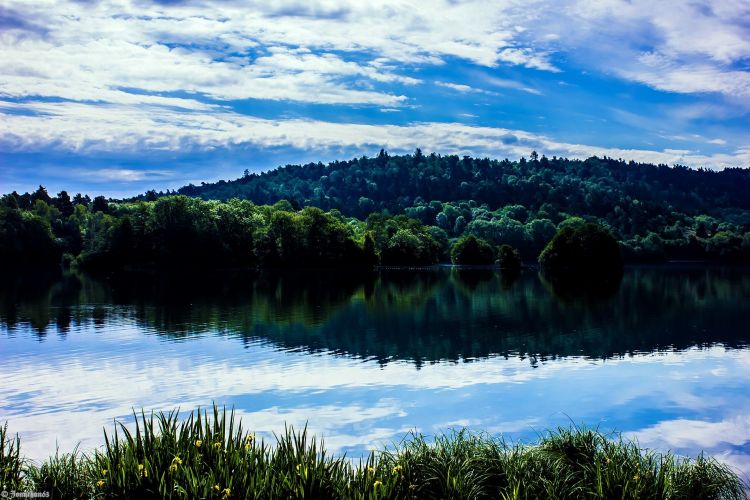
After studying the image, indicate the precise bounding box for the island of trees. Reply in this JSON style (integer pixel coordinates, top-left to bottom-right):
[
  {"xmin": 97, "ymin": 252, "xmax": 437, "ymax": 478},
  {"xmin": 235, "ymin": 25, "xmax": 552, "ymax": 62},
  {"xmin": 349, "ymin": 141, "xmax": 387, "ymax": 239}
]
[{"xmin": 1, "ymin": 151, "xmax": 749, "ymax": 273}]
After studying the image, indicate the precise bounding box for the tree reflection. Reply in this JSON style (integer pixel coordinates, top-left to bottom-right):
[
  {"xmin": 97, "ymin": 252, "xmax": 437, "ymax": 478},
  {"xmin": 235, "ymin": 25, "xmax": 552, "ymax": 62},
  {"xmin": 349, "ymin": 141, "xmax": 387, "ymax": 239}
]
[{"xmin": 1, "ymin": 267, "xmax": 748, "ymax": 366}]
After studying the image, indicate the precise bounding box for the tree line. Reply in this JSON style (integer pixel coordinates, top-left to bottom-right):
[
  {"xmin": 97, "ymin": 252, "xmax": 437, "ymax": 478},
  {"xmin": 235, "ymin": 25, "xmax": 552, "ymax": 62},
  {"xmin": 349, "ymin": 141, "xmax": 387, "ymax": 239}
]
[
  {"xmin": 168, "ymin": 151, "xmax": 750, "ymax": 262},
  {"xmin": 2, "ymin": 151, "xmax": 749, "ymax": 272},
  {"xmin": 0, "ymin": 189, "xmax": 445, "ymax": 271}
]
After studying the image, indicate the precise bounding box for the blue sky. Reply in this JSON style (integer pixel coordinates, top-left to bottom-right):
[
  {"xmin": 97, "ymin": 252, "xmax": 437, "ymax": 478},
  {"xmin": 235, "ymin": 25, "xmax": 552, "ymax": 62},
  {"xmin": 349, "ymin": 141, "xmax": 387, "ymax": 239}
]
[{"xmin": 1, "ymin": 0, "xmax": 749, "ymax": 197}]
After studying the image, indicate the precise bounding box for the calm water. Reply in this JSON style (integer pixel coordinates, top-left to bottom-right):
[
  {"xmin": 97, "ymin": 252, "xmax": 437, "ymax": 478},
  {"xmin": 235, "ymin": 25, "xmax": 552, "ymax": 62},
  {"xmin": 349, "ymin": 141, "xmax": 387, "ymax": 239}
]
[{"xmin": 1, "ymin": 267, "xmax": 749, "ymax": 479}]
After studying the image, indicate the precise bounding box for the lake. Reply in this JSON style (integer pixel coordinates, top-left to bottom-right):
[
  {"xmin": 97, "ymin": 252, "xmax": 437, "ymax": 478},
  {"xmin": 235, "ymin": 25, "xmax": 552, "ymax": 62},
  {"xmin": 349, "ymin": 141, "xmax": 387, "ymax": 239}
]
[{"xmin": 1, "ymin": 266, "xmax": 749, "ymax": 479}]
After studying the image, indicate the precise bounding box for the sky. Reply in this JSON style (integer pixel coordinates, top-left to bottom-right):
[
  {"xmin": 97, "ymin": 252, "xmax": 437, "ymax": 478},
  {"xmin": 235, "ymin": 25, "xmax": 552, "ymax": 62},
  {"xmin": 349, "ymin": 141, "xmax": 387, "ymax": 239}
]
[{"xmin": 1, "ymin": 0, "xmax": 749, "ymax": 197}]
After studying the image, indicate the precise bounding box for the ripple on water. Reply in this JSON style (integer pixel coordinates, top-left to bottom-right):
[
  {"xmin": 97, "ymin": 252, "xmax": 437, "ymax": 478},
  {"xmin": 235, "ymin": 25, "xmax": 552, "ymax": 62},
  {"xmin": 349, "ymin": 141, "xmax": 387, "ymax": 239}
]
[{"xmin": 0, "ymin": 268, "xmax": 749, "ymax": 477}]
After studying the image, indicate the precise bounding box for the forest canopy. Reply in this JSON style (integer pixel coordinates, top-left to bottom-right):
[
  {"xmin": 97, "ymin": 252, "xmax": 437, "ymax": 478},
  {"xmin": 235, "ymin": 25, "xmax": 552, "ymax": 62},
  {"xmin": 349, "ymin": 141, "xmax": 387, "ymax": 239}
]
[
  {"xmin": 170, "ymin": 150, "xmax": 750, "ymax": 262},
  {"xmin": 2, "ymin": 152, "xmax": 750, "ymax": 271}
]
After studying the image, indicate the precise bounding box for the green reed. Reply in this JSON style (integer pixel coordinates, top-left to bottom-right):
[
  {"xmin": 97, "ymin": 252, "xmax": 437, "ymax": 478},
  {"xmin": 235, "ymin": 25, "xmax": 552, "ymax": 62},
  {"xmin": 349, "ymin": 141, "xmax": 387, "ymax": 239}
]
[
  {"xmin": 1, "ymin": 422, "xmax": 24, "ymax": 491},
  {"xmin": 3, "ymin": 407, "xmax": 747, "ymax": 499}
]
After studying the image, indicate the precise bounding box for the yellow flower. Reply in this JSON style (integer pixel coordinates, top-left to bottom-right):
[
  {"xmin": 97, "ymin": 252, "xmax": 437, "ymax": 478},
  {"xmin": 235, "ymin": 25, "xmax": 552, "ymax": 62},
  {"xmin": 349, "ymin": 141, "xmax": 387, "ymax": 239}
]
[
  {"xmin": 96, "ymin": 480, "xmax": 105, "ymax": 488},
  {"xmin": 373, "ymin": 480, "xmax": 383, "ymax": 490},
  {"xmin": 246, "ymin": 434, "xmax": 255, "ymax": 443},
  {"xmin": 295, "ymin": 464, "xmax": 301, "ymax": 471},
  {"xmin": 169, "ymin": 464, "xmax": 178, "ymax": 473},
  {"xmin": 392, "ymin": 465, "xmax": 403, "ymax": 475},
  {"xmin": 214, "ymin": 484, "xmax": 221, "ymax": 491},
  {"xmin": 634, "ymin": 474, "xmax": 640, "ymax": 481},
  {"xmin": 195, "ymin": 439, "xmax": 203, "ymax": 448},
  {"xmin": 244, "ymin": 442, "xmax": 251, "ymax": 451},
  {"xmin": 222, "ymin": 488, "xmax": 231, "ymax": 498},
  {"xmin": 367, "ymin": 466, "xmax": 375, "ymax": 475},
  {"xmin": 101, "ymin": 469, "xmax": 108, "ymax": 476},
  {"xmin": 214, "ymin": 442, "xmax": 222, "ymax": 449},
  {"xmin": 172, "ymin": 456, "xmax": 183, "ymax": 466},
  {"xmin": 137, "ymin": 463, "xmax": 147, "ymax": 478}
]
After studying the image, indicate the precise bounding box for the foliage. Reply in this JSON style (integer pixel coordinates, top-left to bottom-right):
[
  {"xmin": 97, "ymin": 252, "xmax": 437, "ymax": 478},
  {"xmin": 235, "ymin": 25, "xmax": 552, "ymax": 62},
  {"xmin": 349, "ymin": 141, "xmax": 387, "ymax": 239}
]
[
  {"xmin": 3, "ymin": 151, "xmax": 750, "ymax": 270},
  {"xmin": 0, "ymin": 193, "xmax": 454, "ymax": 270},
  {"xmin": 0, "ymin": 203, "xmax": 62, "ymax": 270},
  {"xmin": 163, "ymin": 151, "xmax": 750, "ymax": 263},
  {"xmin": 539, "ymin": 223, "xmax": 623, "ymax": 278},
  {"xmin": 24, "ymin": 448, "xmax": 93, "ymax": 498},
  {"xmin": 1, "ymin": 422, "xmax": 24, "ymax": 491},
  {"xmin": 4, "ymin": 408, "xmax": 746, "ymax": 499},
  {"xmin": 451, "ymin": 235, "xmax": 496, "ymax": 265},
  {"xmin": 367, "ymin": 214, "xmax": 444, "ymax": 266},
  {"xmin": 497, "ymin": 244, "xmax": 521, "ymax": 272}
]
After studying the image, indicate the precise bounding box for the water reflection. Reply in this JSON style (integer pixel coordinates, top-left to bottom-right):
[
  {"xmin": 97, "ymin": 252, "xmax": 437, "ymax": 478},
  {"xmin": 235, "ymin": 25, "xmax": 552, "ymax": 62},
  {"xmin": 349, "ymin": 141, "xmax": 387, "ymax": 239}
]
[
  {"xmin": 2, "ymin": 267, "xmax": 748, "ymax": 364},
  {"xmin": 1, "ymin": 267, "xmax": 749, "ymax": 480}
]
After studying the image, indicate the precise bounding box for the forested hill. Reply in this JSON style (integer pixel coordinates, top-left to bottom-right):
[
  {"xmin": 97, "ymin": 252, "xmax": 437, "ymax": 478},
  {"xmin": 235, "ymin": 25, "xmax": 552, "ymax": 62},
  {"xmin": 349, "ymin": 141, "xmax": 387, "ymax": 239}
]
[
  {"xmin": 172, "ymin": 151, "xmax": 750, "ymax": 221},
  {"xmin": 3, "ymin": 151, "xmax": 749, "ymax": 271},
  {"xmin": 167, "ymin": 151, "xmax": 750, "ymax": 260}
]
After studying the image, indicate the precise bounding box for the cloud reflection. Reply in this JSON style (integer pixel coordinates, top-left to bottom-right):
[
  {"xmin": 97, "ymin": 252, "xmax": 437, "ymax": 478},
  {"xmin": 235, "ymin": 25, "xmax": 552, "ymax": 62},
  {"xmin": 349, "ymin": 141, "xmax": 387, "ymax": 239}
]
[{"xmin": 1, "ymin": 326, "xmax": 750, "ymax": 479}]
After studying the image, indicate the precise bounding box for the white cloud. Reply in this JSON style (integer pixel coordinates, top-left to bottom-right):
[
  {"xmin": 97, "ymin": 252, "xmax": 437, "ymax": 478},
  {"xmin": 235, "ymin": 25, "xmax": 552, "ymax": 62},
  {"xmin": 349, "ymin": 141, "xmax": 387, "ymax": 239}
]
[
  {"xmin": 73, "ymin": 168, "xmax": 175, "ymax": 182},
  {"xmin": 436, "ymin": 81, "xmax": 476, "ymax": 93},
  {"xmin": 497, "ymin": 47, "xmax": 559, "ymax": 72},
  {"xmin": 632, "ymin": 416, "xmax": 750, "ymax": 452},
  {"xmin": 0, "ymin": 36, "xmax": 408, "ymax": 106},
  {"xmin": 0, "ymin": 0, "xmax": 747, "ymax": 112},
  {"xmin": 480, "ymin": 75, "xmax": 542, "ymax": 95},
  {"xmin": 435, "ymin": 81, "xmax": 505, "ymax": 96},
  {"xmin": 619, "ymin": 55, "xmax": 750, "ymax": 97},
  {"xmin": 0, "ymin": 0, "xmax": 748, "ymax": 164},
  {"xmin": 2, "ymin": 100, "xmax": 748, "ymax": 169},
  {"xmin": 556, "ymin": 0, "xmax": 750, "ymax": 101},
  {"xmin": 0, "ymin": 0, "xmax": 558, "ymax": 108}
]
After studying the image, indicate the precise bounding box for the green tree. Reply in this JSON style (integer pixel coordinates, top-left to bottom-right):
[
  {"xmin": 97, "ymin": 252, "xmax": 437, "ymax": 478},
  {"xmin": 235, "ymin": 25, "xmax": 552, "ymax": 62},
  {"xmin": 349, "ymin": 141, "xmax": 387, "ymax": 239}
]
[
  {"xmin": 451, "ymin": 235, "xmax": 495, "ymax": 265},
  {"xmin": 497, "ymin": 244, "xmax": 521, "ymax": 271},
  {"xmin": 0, "ymin": 206, "xmax": 62, "ymax": 269},
  {"xmin": 54, "ymin": 191, "xmax": 75, "ymax": 217},
  {"xmin": 538, "ymin": 223, "xmax": 622, "ymax": 278},
  {"xmin": 381, "ymin": 229, "xmax": 439, "ymax": 266},
  {"xmin": 91, "ymin": 196, "xmax": 110, "ymax": 214}
]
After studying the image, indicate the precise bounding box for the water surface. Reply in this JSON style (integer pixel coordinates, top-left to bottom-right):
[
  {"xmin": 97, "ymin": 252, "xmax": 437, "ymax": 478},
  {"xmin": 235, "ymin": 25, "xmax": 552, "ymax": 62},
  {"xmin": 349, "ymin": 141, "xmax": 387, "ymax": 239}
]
[{"xmin": 1, "ymin": 266, "xmax": 749, "ymax": 479}]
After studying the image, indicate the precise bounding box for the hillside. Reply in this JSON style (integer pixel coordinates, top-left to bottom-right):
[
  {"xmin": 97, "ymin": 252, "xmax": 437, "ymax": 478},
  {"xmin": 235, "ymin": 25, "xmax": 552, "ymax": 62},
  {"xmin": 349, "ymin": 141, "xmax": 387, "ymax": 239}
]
[
  {"xmin": 169, "ymin": 150, "xmax": 750, "ymax": 261},
  {"xmin": 3, "ymin": 151, "xmax": 750, "ymax": 271}
]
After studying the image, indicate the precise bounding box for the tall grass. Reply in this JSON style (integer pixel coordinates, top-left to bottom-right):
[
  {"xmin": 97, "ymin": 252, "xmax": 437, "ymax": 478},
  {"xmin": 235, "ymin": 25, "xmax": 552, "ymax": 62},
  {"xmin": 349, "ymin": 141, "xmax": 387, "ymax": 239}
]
[
  {"xmin": 1, "ymin": 422, "xmax": 24, "ymax": 491},
  {"xmin": 23, "ymin": 446, "xmax": 93, "ymax": 498},
  {"xmin": 4, "ymin": 407, "xmax": 747, "ymax": 499}
]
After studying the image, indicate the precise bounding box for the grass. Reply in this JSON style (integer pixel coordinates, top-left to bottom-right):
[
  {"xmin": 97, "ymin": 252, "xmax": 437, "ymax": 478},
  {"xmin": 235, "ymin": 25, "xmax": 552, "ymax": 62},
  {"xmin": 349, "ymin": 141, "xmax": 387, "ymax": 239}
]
[
  {"xmin": 2, "ymin": 406, "xmax": 747, "ymax": 499},
  {"xmin": 1, "ymin": 422, "xmax": 24, "ymax": 490}
]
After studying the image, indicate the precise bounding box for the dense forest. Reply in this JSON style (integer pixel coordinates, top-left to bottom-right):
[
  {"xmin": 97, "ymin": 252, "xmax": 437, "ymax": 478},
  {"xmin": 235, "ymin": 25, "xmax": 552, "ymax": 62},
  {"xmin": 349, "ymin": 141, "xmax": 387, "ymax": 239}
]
[
  {"xmin": 171, "ymin": 150, "xmax": 750, "ymax": 261},
  {"xmin": 1, "ymin": 151, "xmax": 749, "ymax": 271},
  {"xmin": 0, "ymin": 190, "xmax": 441, "ymax": 271}
]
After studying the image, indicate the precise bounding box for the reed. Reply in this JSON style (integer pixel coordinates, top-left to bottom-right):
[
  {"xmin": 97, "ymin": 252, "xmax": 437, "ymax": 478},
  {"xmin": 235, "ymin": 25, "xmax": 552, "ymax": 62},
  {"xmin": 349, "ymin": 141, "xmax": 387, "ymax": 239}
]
[
  {"xmin": 4, "ymin": 406, "xmax": 746, "ymax": 499},
  {"xmin": 1, "ymin": 422, "xmax": 24, "ymax": 490}
]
